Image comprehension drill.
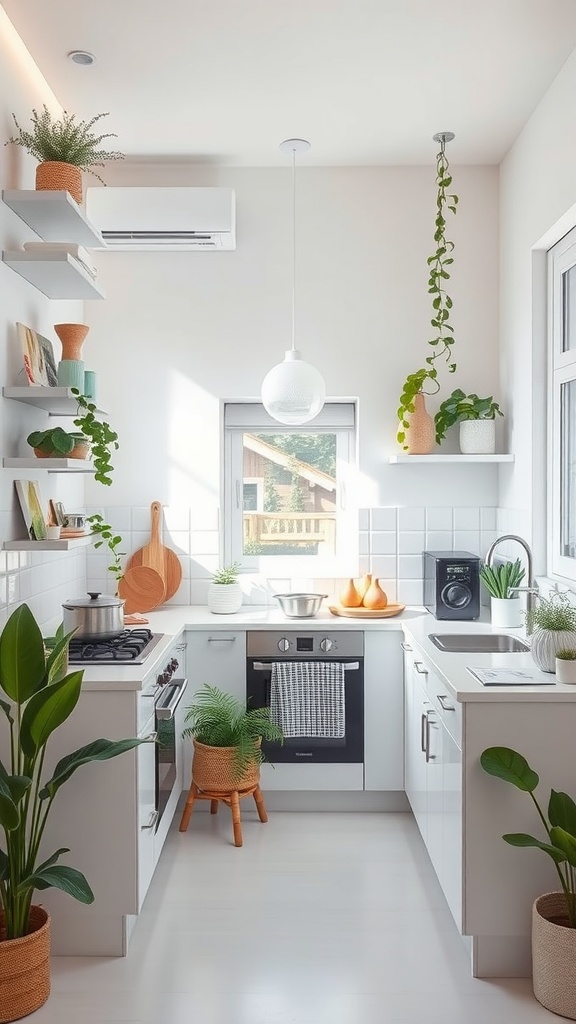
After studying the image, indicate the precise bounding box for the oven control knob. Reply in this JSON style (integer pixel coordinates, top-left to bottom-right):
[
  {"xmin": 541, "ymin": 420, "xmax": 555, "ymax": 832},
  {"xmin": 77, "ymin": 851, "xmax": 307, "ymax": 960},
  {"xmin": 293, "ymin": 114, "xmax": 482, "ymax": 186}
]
[
  {"xmin": 170, "ymin": 658, "xmax": 179, "ymax": 672},
  {"xmin": 319, "ymin": 638, "xmax": 333, "ymax": 653},
  {"xmin": 278, "ymin": 637, "xmax": 290, "ymax": 652}
]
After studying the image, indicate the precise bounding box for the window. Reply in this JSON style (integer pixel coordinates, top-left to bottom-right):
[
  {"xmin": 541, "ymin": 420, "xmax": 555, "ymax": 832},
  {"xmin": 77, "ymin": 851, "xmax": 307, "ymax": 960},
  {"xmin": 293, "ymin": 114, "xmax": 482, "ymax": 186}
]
[
  {"xmin": 549, "ymin": 231, "xmax": 576, "ymax": 582},
  {"xmin": 223, "ymin": 403, "xmax": 358, "ymax": 574}
]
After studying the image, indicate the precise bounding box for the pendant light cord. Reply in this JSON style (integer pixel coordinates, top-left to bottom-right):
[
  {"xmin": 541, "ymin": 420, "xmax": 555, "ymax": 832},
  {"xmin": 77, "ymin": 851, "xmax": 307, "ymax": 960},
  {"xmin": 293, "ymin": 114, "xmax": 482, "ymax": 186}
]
[{"xmin": 291, "ymin": 145, "xmax": 296, "ymax": 352}]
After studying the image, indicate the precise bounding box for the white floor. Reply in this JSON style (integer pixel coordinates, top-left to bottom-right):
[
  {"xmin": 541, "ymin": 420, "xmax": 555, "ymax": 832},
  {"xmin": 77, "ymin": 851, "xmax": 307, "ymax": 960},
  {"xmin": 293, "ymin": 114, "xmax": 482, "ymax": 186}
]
[{"xmin": 31, "ymin": 809, "xmax": 559, "ymax": 1024}]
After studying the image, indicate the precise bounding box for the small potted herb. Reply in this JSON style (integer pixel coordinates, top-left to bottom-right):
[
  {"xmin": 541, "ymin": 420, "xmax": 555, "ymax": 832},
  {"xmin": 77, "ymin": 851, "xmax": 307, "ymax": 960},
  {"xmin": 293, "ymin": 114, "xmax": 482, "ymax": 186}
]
[
  {"xmin": 527, "ymin": 590, "xmax": 576, "ymax": 672},
  {"xmin": 434, "ymin": 389, "xmax": 503, "ymax": 453},
  {"xmin": 555, "ymin": 649, "xmax": 576, "ymax": 685},
  {"xmin": 479, "ymin": 558, "xmax": 525, "ymax": 628},
  {"xmin": 207, "ymin": 563, "xmax": 242, "ymax": 614},
  {"xmin": 6, "ymin": 105, "xmax": 123, "ymax": 204}
]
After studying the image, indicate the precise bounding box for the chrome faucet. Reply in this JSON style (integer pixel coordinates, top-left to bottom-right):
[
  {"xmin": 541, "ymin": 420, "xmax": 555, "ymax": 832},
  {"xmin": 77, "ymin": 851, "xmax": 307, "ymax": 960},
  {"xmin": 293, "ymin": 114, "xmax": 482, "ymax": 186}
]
[{"xmin": 484, "ymin": 534, "xmax": 538, "ymax": 634}]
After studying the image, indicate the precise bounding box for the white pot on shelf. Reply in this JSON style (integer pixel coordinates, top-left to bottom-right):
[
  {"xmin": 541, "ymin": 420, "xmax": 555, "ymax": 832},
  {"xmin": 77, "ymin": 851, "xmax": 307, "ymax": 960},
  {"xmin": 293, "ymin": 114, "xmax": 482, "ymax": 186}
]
[
  {"xmin": 555, "ymin": 657, "xmax": 576, "ymax": 684},
  {"xmin": 459, "ymin": 419, "xmax": 496, "ymax": 454},
  {"xmin": 490, "ymin": 596, "xmax": 523, "ymax": 629},
  {"xmin": 207, "ymin": 582, "xmax": 243, "ymax": 614}
]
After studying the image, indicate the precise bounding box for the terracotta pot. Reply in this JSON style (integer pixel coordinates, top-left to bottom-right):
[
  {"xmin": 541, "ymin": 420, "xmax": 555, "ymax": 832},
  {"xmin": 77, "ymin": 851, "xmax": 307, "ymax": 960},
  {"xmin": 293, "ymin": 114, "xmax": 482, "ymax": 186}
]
[
  {"xmin": 192, "ymin": 739, "xmax": 260, "ymax": 792},
  {"xmin": 34, "ymin": 441, "xmax": 90, "ymax": 460},
  {"xmin": 403, "ymin": 393, "xmax": 435, "ymax": 454},
  {"xmin": 362, "ymin": 578, "xmax": 388, "ymax": 610},
  {"xmin": 0, "ymin": 906, "xmax": 51, "ymax": 1022},
  {"xmin": 54, "ymin": 323, "xmax": 89, "ymax": 361},
  {"xmin": 35, "ymin": 161, "xmax": 82, "ymax": 204},
  {"xmin": 532, "ymin": 892, "xmax": 576, "ymax": 1019},
  {"xmin": 339, "ymin": 579, "xmax": 362, "ymax": 608}
]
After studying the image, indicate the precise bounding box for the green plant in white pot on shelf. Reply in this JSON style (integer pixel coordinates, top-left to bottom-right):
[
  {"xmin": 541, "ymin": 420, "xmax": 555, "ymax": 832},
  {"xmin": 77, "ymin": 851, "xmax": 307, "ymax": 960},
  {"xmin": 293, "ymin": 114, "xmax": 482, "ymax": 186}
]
[
  {"xmin": 434, "ymin": 389, "xmax": 503, "ymax": 454},
  {"xmin": 479, "ymin": 558, "xmax": 525, "ymax": 628},
  {"xmin": 527, "ymin": 590, "xmax": 576, "ymax": 673},
  {"xmin": 555, "ymin": 648, "xmax": 576, "ymax": 685},
  {"xmin": 480, "ymin": 746, "xmax": 576, "ymax": 1018},
  {"xmin": 207, "ymin": 563, "xmax": 243, "ymax": 614}
]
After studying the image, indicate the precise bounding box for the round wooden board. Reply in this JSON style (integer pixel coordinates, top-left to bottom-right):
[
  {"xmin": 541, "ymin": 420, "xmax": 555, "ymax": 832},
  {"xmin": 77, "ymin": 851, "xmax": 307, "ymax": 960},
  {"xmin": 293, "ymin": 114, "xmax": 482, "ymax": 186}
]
[
  {"xmin": 118, "ymin": 566, "xmax": 166, "ymax": 614},
  {"xmin": 328, "ymin": 603, "xmax": 406, "ymax": 619},
  {"xmin": 126, "ymin": 501, "xmax": 182, "ymax": 600}
]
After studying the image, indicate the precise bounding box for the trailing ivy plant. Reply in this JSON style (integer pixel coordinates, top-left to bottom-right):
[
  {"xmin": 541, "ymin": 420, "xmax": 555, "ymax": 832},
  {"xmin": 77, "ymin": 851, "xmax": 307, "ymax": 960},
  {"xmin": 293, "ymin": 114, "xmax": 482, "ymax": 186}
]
[
  {"xmin": 72, "ymin": 388, "xmax": 119, "ymax": 486},
  {"xmin": 87, "ymin": 513, "xmax": 125, "ymax": 586},
  {"xmin": 397, "ymin": 133, "xmax": 459, "ymax": 450}
]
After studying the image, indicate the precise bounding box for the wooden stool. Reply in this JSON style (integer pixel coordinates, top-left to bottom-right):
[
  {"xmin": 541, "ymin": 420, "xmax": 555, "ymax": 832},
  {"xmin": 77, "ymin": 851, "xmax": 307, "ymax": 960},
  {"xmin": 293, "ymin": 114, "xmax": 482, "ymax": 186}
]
[{"xmin": 179, "ymin": 780, "xmax": 268, "ymax": 847}]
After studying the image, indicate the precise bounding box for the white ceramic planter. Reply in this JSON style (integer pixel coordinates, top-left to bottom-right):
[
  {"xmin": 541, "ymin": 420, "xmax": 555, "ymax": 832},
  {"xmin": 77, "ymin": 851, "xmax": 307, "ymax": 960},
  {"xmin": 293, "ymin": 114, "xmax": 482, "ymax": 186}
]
[
  {"xmin": 459, "ymin": 419, "xmax": 496, "ymax": 454},
  {"xmin": 207, "ymin": 582, "xmax": 243, "ymax": 614},
  {"xmin": 556, "ymin": 657, "xmax": 576, "ymax": 684},
  {"xmin": 531, "ymin": 628, "xmax": 576, "ymax": 673},
  {"xmin": 490, "ymin": 596, "xmax": 523, "ymax": 629}
]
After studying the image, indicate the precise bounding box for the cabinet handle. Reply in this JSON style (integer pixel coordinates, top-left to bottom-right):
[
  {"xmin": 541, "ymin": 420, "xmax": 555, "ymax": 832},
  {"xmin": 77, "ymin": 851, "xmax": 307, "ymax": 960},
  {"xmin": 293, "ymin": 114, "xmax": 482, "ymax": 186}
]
[
  {"xmin": 425, "ymin": 710, "xmax": 436, "ymax": 763},
  {"xmin": 414, "ymin": 661, "xmax": 428, "ymax": 675},
  {"xmin": 207, "ymin": 636, "xmax": 236, "ymax": 643},
  {"xmin": 401, "ymin": 642, "xmax": 412, "ymax": 652},
  {"xmin": 420, "ymin": 713, "xmax": 427, "ymax": 753},
  {"xmin": 437, "ymin": 694, "xmax": 455, "ymax": 712},
  {"xmin": 141, "ymin": 810, "xmax": 159, "ymax": 831}
]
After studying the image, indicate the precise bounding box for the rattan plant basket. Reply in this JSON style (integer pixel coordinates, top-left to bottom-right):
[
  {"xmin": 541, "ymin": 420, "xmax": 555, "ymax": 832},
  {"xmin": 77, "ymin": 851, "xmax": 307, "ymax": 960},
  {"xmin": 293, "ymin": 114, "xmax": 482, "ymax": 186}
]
[
  {"xmin": 35, "ymin": 161, "xmax": 82, "ymax": 204},
  {"xmin": 192, "ymin": 738, "xmax": 261, "ymax": 792},
  {"xmin": 532, "ymin": 892, "xmax": 576, "ymax": 1019},
  {"xmin": 0, "ymin": 906, "xmax": 51, "ymax": 1022}
]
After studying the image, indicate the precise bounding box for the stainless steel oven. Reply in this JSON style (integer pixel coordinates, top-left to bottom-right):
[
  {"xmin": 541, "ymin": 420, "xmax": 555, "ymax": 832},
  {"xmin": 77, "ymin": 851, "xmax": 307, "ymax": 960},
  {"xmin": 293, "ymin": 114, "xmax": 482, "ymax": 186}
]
[
  {"xmin": 246, "ymin": 630, "xmax": 364, "ymax": 764},
  {"xmin": 140, "ymin": 643, "xmax": 188, "ymax": 833}
]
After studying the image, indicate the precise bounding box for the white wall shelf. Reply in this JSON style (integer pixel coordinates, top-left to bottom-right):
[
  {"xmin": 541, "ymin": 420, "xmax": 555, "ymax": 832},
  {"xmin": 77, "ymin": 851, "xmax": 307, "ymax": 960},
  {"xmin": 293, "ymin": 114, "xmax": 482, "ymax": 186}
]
[
  {"xmin": 388, "ymin": 454, "xmax": 515, "ymax": 464},
  {"xmin": 3, "ymin": 535, "xmax": 93, "ymax": 551},
  {"xmin": 2, "ymin": 250, "xmax": 105, "ymax": 300},
  {"xmin": 3, "ymin": 457, "xmax": 93, "ymax": 473},
  {"xmin": 2, "ymin": 189, "xmax": 105, "ymax": 248},
  {"xmin": 3, "ymin": 387, "xmax": 107, "ymax": 417}
]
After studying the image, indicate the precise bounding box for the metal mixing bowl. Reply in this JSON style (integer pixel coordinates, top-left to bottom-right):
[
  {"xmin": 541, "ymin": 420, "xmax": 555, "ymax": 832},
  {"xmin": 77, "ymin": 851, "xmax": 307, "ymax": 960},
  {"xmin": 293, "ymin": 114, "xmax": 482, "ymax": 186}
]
[{"xmin": 274, "ymin": 593, "xmax": 328, "ymax": 618}]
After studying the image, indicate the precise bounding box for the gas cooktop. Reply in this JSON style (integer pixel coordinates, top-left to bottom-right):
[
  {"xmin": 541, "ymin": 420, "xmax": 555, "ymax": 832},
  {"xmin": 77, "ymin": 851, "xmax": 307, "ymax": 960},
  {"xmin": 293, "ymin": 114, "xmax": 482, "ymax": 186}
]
[{"xmin": 68, "ymin": 629, "xmax": 164, "ymax": 665}]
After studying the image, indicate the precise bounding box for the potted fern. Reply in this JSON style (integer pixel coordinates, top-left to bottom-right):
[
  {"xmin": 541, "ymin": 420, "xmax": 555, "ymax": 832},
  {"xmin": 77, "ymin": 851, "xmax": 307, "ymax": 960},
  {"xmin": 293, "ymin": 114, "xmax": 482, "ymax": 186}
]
[
  {"xmin": 528, "ymin": 590, "xmax": 576, "ymax": 673},
  {"xmin": 207, "ymin": 562, "xmax": 242, "ymax": 614},
  {"xmin": 479, "ymin": 558, "xmax": 525, "ymax": 628},
  {"xmin": 6, "ymin": 105, "xmax": 123, "ymax": 205}
]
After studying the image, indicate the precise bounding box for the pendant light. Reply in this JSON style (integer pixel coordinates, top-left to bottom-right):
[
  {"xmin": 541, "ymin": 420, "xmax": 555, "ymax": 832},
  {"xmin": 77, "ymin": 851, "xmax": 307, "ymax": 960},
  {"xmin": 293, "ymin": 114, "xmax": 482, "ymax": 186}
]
[{"xmin": 261, "ymin": 138, "xmax": 326, "ymax": 425}]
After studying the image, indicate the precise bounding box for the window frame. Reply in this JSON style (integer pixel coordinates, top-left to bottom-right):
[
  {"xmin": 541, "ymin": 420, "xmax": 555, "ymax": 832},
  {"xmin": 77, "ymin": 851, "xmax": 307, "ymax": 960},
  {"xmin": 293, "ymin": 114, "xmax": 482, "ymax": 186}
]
[{"xmin": 223, "ymin": 402, "xmax": 358, "ymax": 576}]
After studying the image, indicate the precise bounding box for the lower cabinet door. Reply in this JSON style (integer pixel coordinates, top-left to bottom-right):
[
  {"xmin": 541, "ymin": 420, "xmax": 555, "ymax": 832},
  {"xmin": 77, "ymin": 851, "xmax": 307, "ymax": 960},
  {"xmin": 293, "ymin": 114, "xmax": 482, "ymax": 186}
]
[
  {"xmin": 404, "ymin": 657, "xmax": 428, "ymax": 841},
  {"xmin": 137, "ymin": 717, "xmax": 157, "ymax": 909},
  {"xmin": 441, "ymin": 723, "xmax": 463, "ymax": 927}
]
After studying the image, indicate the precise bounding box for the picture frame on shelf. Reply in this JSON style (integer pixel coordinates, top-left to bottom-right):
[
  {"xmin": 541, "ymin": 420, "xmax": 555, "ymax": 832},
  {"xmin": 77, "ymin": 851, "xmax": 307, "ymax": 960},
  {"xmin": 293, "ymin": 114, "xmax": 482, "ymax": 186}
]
[
  {"xmin": 49, "ymin": 499, "xmax": 66, "ymax": 527},
  {"xmin": 17, "ymin": 322, "xmax": 57, "ymax": 387},
  {"xmin": 15, "ymin": 480, "xmax": 48, "ymax": 540}
]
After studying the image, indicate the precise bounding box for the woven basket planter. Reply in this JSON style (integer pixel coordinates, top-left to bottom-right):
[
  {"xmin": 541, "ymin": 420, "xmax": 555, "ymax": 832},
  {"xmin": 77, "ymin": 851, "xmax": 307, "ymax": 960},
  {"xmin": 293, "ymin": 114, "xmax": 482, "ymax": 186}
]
[
  {"xmin": 35, "ymin": 161, "xmax": 82, "ymax": 204},
  {"xmin": 0, "ymin": 906, "xmax": 51, "ymax": 1022},
  {"xmin": 192, "ymin": 738, "xmax": 260, "ymax": 792},
  {"xmin": 532, "ymin": 892, "xmax": 576, "ymax": 1019}
]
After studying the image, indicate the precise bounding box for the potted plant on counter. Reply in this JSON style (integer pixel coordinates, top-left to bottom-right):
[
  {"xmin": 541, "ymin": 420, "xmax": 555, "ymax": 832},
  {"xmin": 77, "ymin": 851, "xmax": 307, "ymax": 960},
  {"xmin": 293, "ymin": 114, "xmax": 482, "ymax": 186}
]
[
  {"xmin": 480, "ymin": 746, "xmax": 576, "ymax": 1018},
  {"xmin": 5, "ymin": 105, "xmax": 123, "ymax": 205},
  {"xmin": 0, "ymin": 604, "xmax": 143, "ymax": 1021},
  {"xmin": 434, "ymin": 388, "xmax": 504, "ymax": 453},
  {"xmin": 527, "ymin": 590, "xmax": 576, "ymax": 673},
  {"xmin": 207, "ymin": 562, "xmax": 242, "ymax": 614},
  {"xmin": 479, "ymin": 558, "xmax": 525, "ymax": 628},
  {"xmin": 555, "ymin": 649, "xmax": 576, "ymax": 685}
]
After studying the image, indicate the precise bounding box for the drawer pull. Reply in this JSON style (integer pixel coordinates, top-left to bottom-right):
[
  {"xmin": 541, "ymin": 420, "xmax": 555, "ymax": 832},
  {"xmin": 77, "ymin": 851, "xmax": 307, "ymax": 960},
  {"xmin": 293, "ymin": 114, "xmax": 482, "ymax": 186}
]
[
  {"xmin": 414, "ymin": 661, "xmax": 428, "ymax": 675},
  {"xmin": 437, "ymin": 694, "xmax": 455, "ymax": 712},
  {"xmin": 141, "ymin": 810, "xmax": 159, "ymax": 831},
  {"xmin": 401, "ymin": 642, "xmax": 412, "ymax": 652},
  {"xmin": 207, "ymin": 636, "xmax": 236, "ymax": 643}
]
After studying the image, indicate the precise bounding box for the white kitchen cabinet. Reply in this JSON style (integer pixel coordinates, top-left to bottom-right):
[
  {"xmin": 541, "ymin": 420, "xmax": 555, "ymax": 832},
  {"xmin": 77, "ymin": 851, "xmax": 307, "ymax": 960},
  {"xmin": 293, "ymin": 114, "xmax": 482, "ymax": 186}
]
[{"xmin": 363, "ymin": 630, "xmax": 404, "ymax": 791}]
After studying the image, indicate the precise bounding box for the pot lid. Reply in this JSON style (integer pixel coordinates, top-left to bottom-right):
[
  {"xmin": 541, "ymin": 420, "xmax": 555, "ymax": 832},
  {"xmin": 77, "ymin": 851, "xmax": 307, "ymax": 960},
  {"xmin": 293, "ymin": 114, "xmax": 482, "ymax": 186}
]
[{"xmin": 63, "ymin": 591, "xmax": 124, "ymax": 609}]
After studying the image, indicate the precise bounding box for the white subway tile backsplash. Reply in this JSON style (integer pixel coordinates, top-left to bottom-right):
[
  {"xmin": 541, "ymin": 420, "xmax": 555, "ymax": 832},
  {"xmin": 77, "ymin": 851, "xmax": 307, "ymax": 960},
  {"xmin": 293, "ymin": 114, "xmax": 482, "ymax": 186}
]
[
  {"xmin": 379, "ymin": 579, "xmax": 397, "ymax": 602},
  {"xmin": 131, "ymin": 507, "xmax": 152, "ymax": 531},
  {"xmin": 168, "ymin": 531, "xmax": 191, "ymax": 555},
  {"xmin": 358, "ymin": 508, "xmax": 370, "ymax": 531},
  {"xmin": 398, "ymin": 579, "xmax": 424, "ymax": 605},
  {"xmin": 7, "ymin": 574, "xmax": 19, "ymax": 605},
  {"xmin": 425, "ymin": 531, "xmax": 453, "ymax": 551},
  {"xmin": 190, "ymin": 555, "xmax": 219, "ymax": 578},
  {"xmin": 398, "ymin": 531, "xmax": 425, "ymax": 554},
  {"xmin": 480, "ymin": 531, "xmax": 498, "ymax": 557},
  {"xmin": 103, "ymin": 507, "xmax": 131, "ymax": 532},
  {"xmin": 398, "ymin": 555, "xmax": 422, "ymax": 579},
  {"xmin": 425, "ymin": 508, "xmax": 453, "ymax": 531},
  {"xmin": 454, "ymin": 531, "xmax": 480, "ymax": 555},
  {"xmin": 190, "ymin": 579, "xmax": 210, "ymax": 605},
  {"xmin": 191, "ymin": 531, "xmax": 219, "ymax": 555},
  {"xmin": 359, "ymin": 532, "xmax": 370, "ymax": 556},
  {"xmin": 166, "ymin": 579, "xmax": 191, "ymax": 605},
  {"xmin": 371, "ymin": 532, "xmax": 396, "ymax": 555},
  {"xmin": 453, "ymin": 507, "xmax": 480, "ymax": 530},
  {"xmin": 480, "ymin": 507, "xmax": 497, "ymax": 531},
  {"xmin": 371, "ymin": 508, "xmax": 397, "ymax": 531},
  {"xmin": 371, "ymin": 555, "xmax": 397, "ymax": 579},
  {"xmin": 398, "ymin": 507, "xmax": 425, "ymax": 531},
  {"xmin": 163, "ymin": 506, "xmax": 191, "ymax": 532}
]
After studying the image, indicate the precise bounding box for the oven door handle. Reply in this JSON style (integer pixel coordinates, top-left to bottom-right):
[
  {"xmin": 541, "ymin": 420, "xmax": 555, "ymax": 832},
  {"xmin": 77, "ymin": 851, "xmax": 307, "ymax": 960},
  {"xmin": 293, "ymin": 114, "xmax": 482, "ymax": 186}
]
[
  {"xmin": 155, "ymin": 677, "xmax": 188, "ymax": 720},
  {"xmin": 252, "ymin": 661, "xmax": 360, "ymax": 672}
]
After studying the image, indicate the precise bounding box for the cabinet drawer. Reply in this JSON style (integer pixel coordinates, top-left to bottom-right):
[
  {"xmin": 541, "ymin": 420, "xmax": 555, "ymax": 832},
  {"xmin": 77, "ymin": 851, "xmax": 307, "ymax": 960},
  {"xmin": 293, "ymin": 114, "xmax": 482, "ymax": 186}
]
[{"xmin": 409, "ymin": 654, "xmax": 462, "ymax": 747}]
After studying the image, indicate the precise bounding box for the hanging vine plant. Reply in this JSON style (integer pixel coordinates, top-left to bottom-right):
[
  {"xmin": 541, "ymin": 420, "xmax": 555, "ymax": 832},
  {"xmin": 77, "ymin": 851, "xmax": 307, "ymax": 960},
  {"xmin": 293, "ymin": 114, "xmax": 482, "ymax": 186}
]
[{"xmin": 396, "ymin": 132, "xmax": 459, "ymax": 450}]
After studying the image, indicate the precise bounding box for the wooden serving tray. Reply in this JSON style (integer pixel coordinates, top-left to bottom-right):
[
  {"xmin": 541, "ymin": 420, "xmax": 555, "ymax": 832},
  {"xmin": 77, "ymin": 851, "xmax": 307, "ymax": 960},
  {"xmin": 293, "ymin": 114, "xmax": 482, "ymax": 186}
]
[{"xmin": 328, "ymin": 603, "xmax": 406, "ymax": 619}]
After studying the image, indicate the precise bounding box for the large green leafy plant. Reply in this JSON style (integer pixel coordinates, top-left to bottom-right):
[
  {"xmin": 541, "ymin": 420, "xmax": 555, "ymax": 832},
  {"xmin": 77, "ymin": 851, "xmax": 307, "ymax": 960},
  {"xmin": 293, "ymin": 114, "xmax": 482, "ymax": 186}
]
[
  {"xmin": 6, "ymin": 106, "xmax": 123, "ymax": 182},
  {"xmin": 0, "ymin": 604, "xmax": 142, "ymax": 940},
  {"xmin": 397, "ymin": 133, "xmax": 459, "ymax": 449},
  {"xmin": 183, "ymin": 684, "xmax": 283, "ymax": 783},
  {"xmin": 481, "ymin": 747, "xmax": 576, "ymax": 927},
  {"xmin": 479, "ymin": 558, "xmax": 525, "ymax": 599}
]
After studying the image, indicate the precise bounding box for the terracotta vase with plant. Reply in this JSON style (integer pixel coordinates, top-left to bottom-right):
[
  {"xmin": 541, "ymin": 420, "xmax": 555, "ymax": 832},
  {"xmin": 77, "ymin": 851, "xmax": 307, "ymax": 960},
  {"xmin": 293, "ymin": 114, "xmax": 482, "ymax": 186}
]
[
  {"xmin": 0, "ymin": 604, "xmax": 143, "ymax": 1021},
  {"xmin": 6, "ymin": 106, "xmax": 123, "ymax": 205},
  {"xmin": 481, "ymin": 746, "xmax": 576, "ymax": 1018}
]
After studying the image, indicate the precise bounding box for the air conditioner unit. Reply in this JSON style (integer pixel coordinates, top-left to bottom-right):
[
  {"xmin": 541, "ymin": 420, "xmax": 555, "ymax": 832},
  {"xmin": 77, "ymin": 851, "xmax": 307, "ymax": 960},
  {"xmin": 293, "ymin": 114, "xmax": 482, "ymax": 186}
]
[{"xmin": 85, "ymin": 187, "xmax": 236, "ymax": 251}]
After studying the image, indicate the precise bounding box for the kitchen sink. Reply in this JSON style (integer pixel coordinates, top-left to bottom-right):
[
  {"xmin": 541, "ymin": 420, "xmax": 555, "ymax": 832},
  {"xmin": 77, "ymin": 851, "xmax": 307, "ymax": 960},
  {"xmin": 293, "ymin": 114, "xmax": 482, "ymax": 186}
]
[{"xmin": 428, "ymin": 633, "xmax": 531, "ymax": 653}]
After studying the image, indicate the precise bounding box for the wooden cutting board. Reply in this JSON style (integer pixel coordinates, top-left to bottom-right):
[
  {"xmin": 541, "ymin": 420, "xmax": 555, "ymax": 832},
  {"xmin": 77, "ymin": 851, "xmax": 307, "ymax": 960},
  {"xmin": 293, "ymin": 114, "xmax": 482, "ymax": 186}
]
[
  {"xmin": 126, "ymin": 501, "xmax": 182, "ymax": 600},
  {"xmin": 328, "ymin": 603, "xmax": 406, "ymax": 619},
  {"xmin": 118, "ymin": 566, "xmax": 166, "ymax": 614}
]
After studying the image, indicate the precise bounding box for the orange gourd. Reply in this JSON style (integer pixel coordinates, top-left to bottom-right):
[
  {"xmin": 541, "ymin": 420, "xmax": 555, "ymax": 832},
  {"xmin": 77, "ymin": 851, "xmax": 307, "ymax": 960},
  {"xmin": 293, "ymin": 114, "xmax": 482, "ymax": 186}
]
[
  {"xmin": 362, "ymin": 578, "xmax": 388, "ymax": 610},
  {"xmin": 358, "ymin": 574, "xmax": 372, "ymax": 601},
  {"xmin": 339, "ymin": 578, "xmax": 362, "ymax": 608}
]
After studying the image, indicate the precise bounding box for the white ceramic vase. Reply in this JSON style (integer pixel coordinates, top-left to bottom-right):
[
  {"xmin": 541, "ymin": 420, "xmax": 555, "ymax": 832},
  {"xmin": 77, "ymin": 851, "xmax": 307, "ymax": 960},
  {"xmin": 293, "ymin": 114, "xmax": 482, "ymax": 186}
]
[
  {"xmin": 490, "ymin": 596, "xmax": 523, "ymax": 629},
  {"xmin": 459, "ymin": 419, "xmax": 496, "ymax": 454},
  {"xmin": 207, "ymin": 582, "xmax": 243, "ymax": 614},
  {"xmin": 531, "ymin": 628, "xmax": 576, "ymax": 673},
  {"xmin": 556, "ymin": 657, "xmax": 576, "ymax": 684}
]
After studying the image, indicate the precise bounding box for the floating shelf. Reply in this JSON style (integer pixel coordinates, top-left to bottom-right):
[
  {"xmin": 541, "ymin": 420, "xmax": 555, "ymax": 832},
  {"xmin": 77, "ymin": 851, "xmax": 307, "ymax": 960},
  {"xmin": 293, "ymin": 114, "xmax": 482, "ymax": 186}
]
[
  {"xmin": 2, "ymin": 250, "xmax": 105, "ymax": 299},
  {"xmin": 2, "ymin": 190, "xmax": 104, "ymax": 248},
  {"xmin": 3, "ymin": 458, "xmax": 93, "ymax": 473},
  {"xmin": 3, "ymin": 387, "xmax": 107, "ymax": 417},
  {"xmin": 3, "ymin": 535, "xmax": 93, "ymax": 551},
  {"xmin": 388, "ymin": 454, "xmax": 515, "ymax": 464}
]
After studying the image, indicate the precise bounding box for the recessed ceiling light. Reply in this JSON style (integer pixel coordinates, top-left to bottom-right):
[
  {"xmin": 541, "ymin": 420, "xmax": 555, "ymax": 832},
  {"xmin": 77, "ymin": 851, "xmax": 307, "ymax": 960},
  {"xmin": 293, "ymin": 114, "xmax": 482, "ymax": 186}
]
[{"xmin": 68, "ymin": 50, "xmax": 95, "ymax": 66}]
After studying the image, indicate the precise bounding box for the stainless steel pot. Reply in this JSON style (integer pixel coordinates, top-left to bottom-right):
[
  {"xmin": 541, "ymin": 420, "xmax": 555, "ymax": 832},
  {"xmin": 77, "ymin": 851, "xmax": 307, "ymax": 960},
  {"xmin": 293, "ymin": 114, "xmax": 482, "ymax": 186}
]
[
  {"xmin": 64, "ymin": 513, "xmax": 87, "ymax": 530},
  {"xmin": 274, "ymin": 593, "xmax": 328, "ymax": 618},
  {"xmin": 62, "ymin": 591, "xmax": 125, "ymax": 640}
]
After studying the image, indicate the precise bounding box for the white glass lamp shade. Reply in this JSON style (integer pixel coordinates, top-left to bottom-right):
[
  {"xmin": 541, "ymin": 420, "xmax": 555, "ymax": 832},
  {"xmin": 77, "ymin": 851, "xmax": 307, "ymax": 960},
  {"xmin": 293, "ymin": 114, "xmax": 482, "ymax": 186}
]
[{"xmin": 261, "ymin": 349, "xmax": 326, "ymax": 425}]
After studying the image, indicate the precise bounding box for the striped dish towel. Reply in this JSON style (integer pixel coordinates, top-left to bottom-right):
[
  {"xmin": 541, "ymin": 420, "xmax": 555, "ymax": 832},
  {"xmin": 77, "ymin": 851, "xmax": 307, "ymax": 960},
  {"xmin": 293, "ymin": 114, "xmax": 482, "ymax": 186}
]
[{"xmin": 270, "ymin": 662, "xmax": 345, "ymax": 738}]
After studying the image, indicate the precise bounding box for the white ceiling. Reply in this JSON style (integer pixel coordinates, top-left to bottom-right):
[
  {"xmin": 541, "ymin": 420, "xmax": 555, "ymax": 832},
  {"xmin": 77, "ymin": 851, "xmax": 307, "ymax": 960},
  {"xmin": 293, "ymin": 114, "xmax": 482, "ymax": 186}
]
[{"xmin": 3, "ymin": 0, "xmax": 576, "ymax": 166}]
